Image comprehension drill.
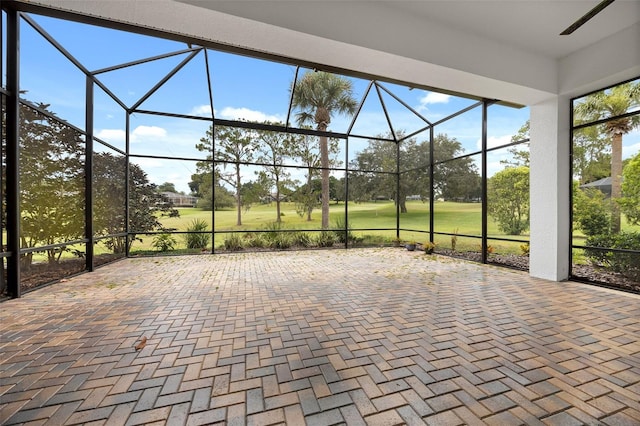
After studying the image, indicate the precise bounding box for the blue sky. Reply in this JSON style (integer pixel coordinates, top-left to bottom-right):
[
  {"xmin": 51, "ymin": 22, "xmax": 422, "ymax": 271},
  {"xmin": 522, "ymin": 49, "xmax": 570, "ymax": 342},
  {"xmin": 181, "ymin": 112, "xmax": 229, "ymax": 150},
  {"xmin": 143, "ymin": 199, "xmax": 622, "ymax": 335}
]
[{"xmin": 8, "ymin": 12, "xmax": 639, "ymax": 194}]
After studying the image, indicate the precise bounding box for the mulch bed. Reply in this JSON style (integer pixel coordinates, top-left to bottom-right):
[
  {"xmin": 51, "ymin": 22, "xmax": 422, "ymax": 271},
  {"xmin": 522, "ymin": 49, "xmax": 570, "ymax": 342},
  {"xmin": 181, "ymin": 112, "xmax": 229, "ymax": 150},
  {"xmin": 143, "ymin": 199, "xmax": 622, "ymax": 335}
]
[
  {"xmin": 14, "ymin": 254, "xmax": 124, "ymax": 294},
  {"xmin": 436, "ymin": 249, "xmax": 640, "ymax": 294}
]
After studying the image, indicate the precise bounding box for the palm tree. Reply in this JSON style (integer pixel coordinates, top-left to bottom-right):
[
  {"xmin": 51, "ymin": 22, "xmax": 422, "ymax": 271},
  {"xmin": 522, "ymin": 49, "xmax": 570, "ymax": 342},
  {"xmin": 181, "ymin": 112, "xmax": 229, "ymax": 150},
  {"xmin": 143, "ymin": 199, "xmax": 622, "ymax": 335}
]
[
  {"xmin": 574, "ymin": 81, "xmax": 640, "ymax": 233},
  {"xmin": 292, "ymin": 71, "xmax": 357, "ymax": 229}
]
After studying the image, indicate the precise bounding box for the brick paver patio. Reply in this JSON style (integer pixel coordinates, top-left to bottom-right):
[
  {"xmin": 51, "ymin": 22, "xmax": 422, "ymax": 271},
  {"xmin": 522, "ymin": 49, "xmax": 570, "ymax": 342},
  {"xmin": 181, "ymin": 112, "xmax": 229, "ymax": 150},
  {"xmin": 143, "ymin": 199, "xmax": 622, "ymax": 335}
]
[{"xmin": 1, "ymin": 248, "xmax": 639, "ymax": 425}]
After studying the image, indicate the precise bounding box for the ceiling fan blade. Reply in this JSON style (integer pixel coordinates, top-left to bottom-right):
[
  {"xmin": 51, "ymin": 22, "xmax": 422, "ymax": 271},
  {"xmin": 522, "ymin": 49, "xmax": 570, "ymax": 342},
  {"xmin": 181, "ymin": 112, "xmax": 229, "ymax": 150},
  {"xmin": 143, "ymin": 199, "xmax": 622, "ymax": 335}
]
[{"xmin": 560, "ymin": 0, "xmax": 616, "ymax": 35}]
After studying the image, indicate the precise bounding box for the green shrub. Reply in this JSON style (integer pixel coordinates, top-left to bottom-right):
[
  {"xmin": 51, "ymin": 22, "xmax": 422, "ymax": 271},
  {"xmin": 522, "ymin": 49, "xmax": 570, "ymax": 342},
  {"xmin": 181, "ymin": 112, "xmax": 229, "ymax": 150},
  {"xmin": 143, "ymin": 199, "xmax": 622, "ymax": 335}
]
[
  {"xmin": 270, "ymin": 233, "xmax": 292, "ymax": 249},
  {"xmin": 291, "ymin": 232, "xmax": 312, "ymax": 248},
  {"xmin": 223, "ymin": 233, "xmax": 244, "ymax": 251},
  {"xmin": 584, "ymin": 234, "xmax": 614, "ymax": 266},
  {"xmin": 262, "ymin": 222, "xmax": 292, "ymax": 249},
  {"xmin": 152, "ymin": 233, "xmax": 177, "ymax": 252},
  {"xmin": 423, "ymin": 241, "xmax": 436, "ymax": 254},
  {"xmin": 244, "ymin": 233, "xmax": 267, "ymax": 248},
  {"xmin": 610, "ymin": 232, "xmax": 640, "ymax": 281},
  {"xmin": 451, "ymin": 228, "xmax": 458, "ymax": 251},
  {"xmin": 262, "ymin": 221, "xmax": 282, "ymax": 243},
  {"xmin": 359, "ymin": 234, "xmax": 387, "ymax": 246},
  {"xmin": 184, "ymin": 219, "xmax": 210, "ymax": 249},
  {"xmin": 618, "ymin": 152, "xmax": 640, "ymax": 226},
  {"xmin": 487, "ymin": 166, "xmax": 530, "ymax": 235},
  {"xmin": 332, "ymin": 217, "xmax": 355, "ymax": 244},
  {"xmin": 573, "ymin": 186, "xmax": 610, "ymax": 236},
  {"xmin": 316, "ymin": 231, "xmax": 335, "ymax": 247},
  {"xmin": 585, "ymin": 231, "xmax": 640, "ymax": 281}
]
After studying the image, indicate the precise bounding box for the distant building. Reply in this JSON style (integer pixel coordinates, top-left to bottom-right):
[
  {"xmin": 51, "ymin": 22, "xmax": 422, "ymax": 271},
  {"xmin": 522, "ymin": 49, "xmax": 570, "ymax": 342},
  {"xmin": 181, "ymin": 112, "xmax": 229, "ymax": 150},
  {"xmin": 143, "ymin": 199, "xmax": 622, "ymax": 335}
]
[
  {"xmin": 580, "ymin": 177, "xmax": 617, "ymax": 197},
  {"xmin": 261, "ymin": 193, "xmax": 290, "ymax": 204},
  {"xmin": 160, "ymin": 192, "xmax": 198, "ymax": 207}
]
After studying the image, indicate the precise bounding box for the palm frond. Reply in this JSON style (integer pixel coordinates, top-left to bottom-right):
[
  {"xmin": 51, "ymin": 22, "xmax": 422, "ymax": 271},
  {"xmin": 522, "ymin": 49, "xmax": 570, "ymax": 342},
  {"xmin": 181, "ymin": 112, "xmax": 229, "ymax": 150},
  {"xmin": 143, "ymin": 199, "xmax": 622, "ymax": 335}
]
[{"xmin": 295, "ymin": 111, "xmax": 314, "ymax": 127}]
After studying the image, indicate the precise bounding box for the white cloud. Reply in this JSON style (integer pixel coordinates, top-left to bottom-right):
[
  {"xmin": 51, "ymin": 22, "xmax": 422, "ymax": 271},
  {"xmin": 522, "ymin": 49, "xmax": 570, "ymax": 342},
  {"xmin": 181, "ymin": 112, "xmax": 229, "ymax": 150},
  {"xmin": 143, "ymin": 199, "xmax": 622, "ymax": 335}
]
[
  {"xmin": 476, "ymin": 134, "xmax": 513, "ymax": 150},
  {"xmin": 132, "ymin": 125, "xmax": 167, "ymax": 140},
  {"xmin": 131, "ymin": 157, "xmax": 165, "ymax": 169},
  {"xmin": 95, "ymin": 125, "xmax": 168, "ymax": 145},
  {"xmin": 416, "ymin": 92, "xmax": 451, "ymax": 114},
  {"xmin": 622, "ymin": 127, "xmax": 640, "ymax": 159},
  {"xmin": 130, "ymin": 158, "xmax": 197, "ymax": 194},
  {"xmin": 623, "ymin": 142, "xmax": 640, "ymax": 159},
  {"xmin": 95, "ymin": 129, "xmax": 125, "ymax": 145},
  {"xmin": 189, "ymin": 104, "xmax": 213, "ymax": 117},
  {"xmin": 219, "ymin": 107, "xmax": 282, "ymax": 123},
  {"xmin": 419, "ymin": 92, "xmax": 451, "ymax": 105},
  {"xmin": 486, "ymin": 151, "xmax": 515, "ymax": 178},
  {"xmin": 486, "ymin": 160, "xmax": 504, "ymax": 178}
]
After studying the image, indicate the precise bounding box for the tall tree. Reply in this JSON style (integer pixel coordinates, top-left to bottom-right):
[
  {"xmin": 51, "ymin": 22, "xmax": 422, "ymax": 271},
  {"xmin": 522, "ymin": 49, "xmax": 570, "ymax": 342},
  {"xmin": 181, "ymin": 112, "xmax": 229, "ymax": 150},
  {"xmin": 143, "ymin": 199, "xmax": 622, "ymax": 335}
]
[
  {"xmin": 618, "ymin": 152, "xmax": 640, "ymax": 226},
  {"xmin": 291, "ymin": 133, "xmax": 321, "ymax": 221},
  {"xmin": 502, "ymin": 120, "xmax": 530, "ymax": 167},
  {"xmin": 432, "ymin": 134, "xmax": 481, "ymax": 201},
  {"xmin": 157, "ymin": 182, "xmax": 178, "ymax": 193},
  {"xmin": 255, "ymin": 125, "xmax": 295, "ymax": 222},
  {"xmin": 125, "ymin": 164, "xmax": 175, "ymax": 245},
  {"xmin": 189, "ymin": 167, "xmax": 234, "ymax": 211},
  {"xmin": 196, "ymin": 124, "xmax": 254, "ymax": 225},
  {"xmin": 573, "ymin": 126, "xmax": 610, "ymax": 184},
  {"xmin": 487, "ymin": 166, "xmax": 530, "ymax": 235},
  {"xmin": 289, "ymin": 131, "xmax": 341, "ymax": 221},
  {"xmin": 574, "ymin": 81, "xmax": 640, "ymax": 233},
  {"xmin": 349, "ymin": 133, "xmax": 479, "ymax": 210},
  {"xmin": 292, "ymin": 71, "xmax": 357, "ymax": 229},
  {"xmin": 240, "ymin": 178, "xmax": 270, "ymax": 210},
  {"xmin": 18, "ymin": 103, "xmax": 85, "ymax": 267},
  {"xmin": 94, "ymin": 154, "xmax": 176, "ymax": 253},
  {"xmin": 350, "ymin": 137, "xmax": 398, "ymax": 207},
  {"xmin": 93, "ymin": 152, "xmax": 126, "ymax": 253}
]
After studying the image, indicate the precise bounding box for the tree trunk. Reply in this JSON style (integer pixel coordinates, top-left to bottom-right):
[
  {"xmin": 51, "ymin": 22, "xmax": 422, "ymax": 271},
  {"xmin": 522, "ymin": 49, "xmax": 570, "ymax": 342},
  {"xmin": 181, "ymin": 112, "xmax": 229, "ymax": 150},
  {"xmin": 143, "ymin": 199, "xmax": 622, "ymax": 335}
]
[
  {"xmin": 400, "ymin": 199, "xmax": 407, "ymax": 214},
  {"xmin": 114, "ymin": 236, "xmax": 126, "ymax": 254},
  {"xmin": 320, "ymin": 134, "xmax": 330, "ymax": 229},
  {"xmin": 235, "ymin": 164, "xmax": 242, "ymax": 226},
  {"xmin": 306, "ymin": 171, "xmax": 313, "ymax": 221},
  {"xmin": 275, "ymin": 175, "xmax": 281, "ymax": 223},
  {"xmin": 611, "ymin": 133, "xmax": 622, "ymax": 233},
  {"xmin": 20, "ymin": 237, "xmax": 33, "ymax": 271}
]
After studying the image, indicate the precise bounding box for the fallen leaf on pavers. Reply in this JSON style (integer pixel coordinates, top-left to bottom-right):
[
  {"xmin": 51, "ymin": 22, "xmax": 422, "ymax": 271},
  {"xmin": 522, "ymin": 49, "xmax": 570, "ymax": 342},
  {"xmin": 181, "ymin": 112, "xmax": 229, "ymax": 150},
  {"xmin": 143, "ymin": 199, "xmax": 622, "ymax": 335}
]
[{"xmin": 135, "ymin": 336, "xmax": 147, "ymax": 351}]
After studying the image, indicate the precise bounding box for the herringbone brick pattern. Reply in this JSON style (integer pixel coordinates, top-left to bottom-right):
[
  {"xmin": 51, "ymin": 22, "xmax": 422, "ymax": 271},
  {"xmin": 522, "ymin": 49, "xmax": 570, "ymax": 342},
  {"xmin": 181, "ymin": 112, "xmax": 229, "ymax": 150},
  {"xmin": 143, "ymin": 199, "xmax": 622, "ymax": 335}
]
[{"xmin": 1, "ymin": 248, "xmax": 639, "ymax": 425}]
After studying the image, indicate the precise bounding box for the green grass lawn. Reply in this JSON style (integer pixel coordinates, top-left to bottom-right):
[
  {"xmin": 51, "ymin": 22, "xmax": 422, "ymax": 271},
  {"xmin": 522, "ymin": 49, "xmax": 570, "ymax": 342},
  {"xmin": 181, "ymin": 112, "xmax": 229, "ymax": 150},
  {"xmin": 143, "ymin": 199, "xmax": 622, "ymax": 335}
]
[
  {"xmin": 25, "ymin": 200, "xmax": 639, "ymax": 259},
  {"xmin": 152, "ymin": 200, "xmax": 638, "ymax": 255},
  {"xmin": 158, "ymin": 200, "xmax": 436, "ymax": 230},
  {"xmin": 144, "ymin": 201, "xmax": 528, "ymax": 253},
  {"xmin": 160, "ymin": 201, "xmax": 509, "ymax": 233}
]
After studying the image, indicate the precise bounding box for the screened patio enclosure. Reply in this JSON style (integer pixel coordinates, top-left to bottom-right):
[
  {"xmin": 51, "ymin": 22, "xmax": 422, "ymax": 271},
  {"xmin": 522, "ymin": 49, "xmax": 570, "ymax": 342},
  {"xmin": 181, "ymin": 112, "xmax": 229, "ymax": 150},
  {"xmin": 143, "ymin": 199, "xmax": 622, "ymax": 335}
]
[{"xmin": 0, "ymin": 4, "xmax": 534, "ymax": 298}]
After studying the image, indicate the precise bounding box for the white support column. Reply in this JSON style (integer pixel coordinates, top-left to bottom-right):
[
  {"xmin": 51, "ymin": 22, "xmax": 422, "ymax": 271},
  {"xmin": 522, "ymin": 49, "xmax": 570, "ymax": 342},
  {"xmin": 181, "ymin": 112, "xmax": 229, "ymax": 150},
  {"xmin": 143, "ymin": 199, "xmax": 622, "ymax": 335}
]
[{"xmin": 529, "ymin": 96, "xmax": 571, "ymax": 281}]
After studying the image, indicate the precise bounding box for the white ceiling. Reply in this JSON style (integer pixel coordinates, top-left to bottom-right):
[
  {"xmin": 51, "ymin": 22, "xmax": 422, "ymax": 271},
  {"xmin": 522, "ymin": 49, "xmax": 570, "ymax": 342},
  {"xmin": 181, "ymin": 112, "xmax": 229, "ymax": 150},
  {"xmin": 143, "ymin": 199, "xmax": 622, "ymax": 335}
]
[{"xmin": 178, "ymin": 0, "xmax": 640, "ymax": 60}]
